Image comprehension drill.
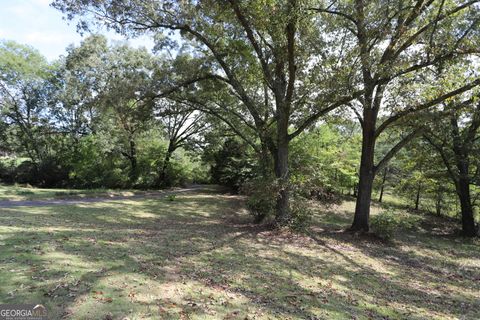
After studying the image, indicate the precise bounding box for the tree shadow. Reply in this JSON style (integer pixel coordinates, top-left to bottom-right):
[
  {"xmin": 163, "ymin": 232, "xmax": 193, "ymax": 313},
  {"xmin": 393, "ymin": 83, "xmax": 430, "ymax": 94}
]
[{"xmin": 0, "ymin": 191, "xmax": 478, "ymax": 319}]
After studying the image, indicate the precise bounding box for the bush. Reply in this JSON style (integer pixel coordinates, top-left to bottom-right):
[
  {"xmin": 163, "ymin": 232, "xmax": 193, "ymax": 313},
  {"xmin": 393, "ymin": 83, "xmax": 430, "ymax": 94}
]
[
  {"xmin": 242, "ymin": 179, "xmax": 314, "ymax": 229},
  {"xmin": 0, "ymin": 158, "xmax": 16, "ymax": 183},
  {"xmin": 210, "ymin": 138, "xmax": 255, "ymax": 191},
  {"xmin": 12, "ymin": 160, "xmax": 37, "ymax": 184},
  {"xmin": 371, "ymin": 209, "xmax": 421, "ymax": 240},
  {"xmin": 36, "ymin": 155, "xmax": 70, "ymax": 187},
  {"xmin": 242, "ymin": 178, "xmax": 278, "ymax": 223},
  {"xmin": 289, "ymin": 197, "xmax": 313, "ymax": 231},
  {"xmin": 370, "ymin": 213, "xmax": 397, "ymax": 240},
  {"xmin": 69, "ymin": 136, "xmax": 129, "ymax": 188}
]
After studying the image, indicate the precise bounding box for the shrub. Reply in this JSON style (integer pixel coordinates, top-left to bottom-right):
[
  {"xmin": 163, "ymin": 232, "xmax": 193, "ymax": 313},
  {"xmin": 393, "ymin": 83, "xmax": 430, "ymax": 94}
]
[
  {"xmin": 210, "ymin": 138, "xmax": 255, "ymax": 191},
  {"xmin": 242, "ymin": 178, "xmax": 278, "ymax": 223},
  {"xmin": 36, "ymin": 155, "xmax": 70, "ymax": 187},
  {"xmin": 370, "ymin": 212, "xmax": 397, "ymax": 240},
  {"xmin": 0, "ymin": 158, "xmax": 16, "ymax": 183},
  {"xmin": 288, "ymin": 197, "xmax": 313, "ymax": 231},
  {"xmin": 242, "ymin": 179, "xmax": 315, "ymax": 229},
  {"xmin": 371, "ymin": 209, "xmax": 421, "ymax": 240}
]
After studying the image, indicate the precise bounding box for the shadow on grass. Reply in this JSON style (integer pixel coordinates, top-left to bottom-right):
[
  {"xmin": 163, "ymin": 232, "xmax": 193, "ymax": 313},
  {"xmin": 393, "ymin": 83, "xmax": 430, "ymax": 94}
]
[{"xmin": 0, "ymin": 191, "xmax": 478, "ymax": 319}]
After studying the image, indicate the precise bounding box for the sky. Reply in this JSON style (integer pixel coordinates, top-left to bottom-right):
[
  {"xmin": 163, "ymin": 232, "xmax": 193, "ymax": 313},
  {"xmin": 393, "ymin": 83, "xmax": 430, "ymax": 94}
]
[{"xmin": 0, "ymin": 0, "xmax": 154, "ymax": 61}]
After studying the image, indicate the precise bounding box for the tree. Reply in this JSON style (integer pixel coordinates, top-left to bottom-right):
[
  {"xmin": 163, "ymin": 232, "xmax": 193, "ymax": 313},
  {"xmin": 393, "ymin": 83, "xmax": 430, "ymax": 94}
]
[
  {"xmin": 155, "ymin": 101, "xmax": 209, "ymax": 186},
  {"xmin": 60, "ymin": 35, "xmax": 156, "ymax": 184},
  {"xmin": 314, "ymin": 0, "xmax": 480, "ymax": 231},
  {"xmin": 52, "ymin": 0, "xmax": 359, "ymax": 225},
  {"xmin": 101, "ymin": 43, "xmax": 156, "ymax": 183},
  {"xmin": 210, "ymin": 138, "xmax": 255, "ymax": 191},
  {"xmin": 0, "ymin": 40, "xmax": 55, "ymax": 165},
  {"xmin": 423, "ymin": 97, "xmax": 480, "ymax": 236}
]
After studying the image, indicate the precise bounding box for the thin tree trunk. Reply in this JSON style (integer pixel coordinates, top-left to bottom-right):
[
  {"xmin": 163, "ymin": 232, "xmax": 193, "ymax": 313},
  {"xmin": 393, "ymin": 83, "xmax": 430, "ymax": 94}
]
[
  {"xmin": 128, "ymin": 139, "xmax": 137, "ymax": 183},
  {"xmin": 259, "ymin": 140, "xmax": 272, "ymax": 179},
  {"xmin": 274, "ymin": 146, "xmax": 289, "ymax": 225},
  {"xmin": 435, "ymin": 189, "xmax": 442, "ymax": 216},
  {"xmin": 159, "ymin": 141, "xmax": 175, "ymax": 187},
  {"xmin": 414, "ymin": 183, "xmax": 421, "ymax": 210},
  {"xmin": 378, "ymin": 167, "xmax": 388, "ymax": 202}
]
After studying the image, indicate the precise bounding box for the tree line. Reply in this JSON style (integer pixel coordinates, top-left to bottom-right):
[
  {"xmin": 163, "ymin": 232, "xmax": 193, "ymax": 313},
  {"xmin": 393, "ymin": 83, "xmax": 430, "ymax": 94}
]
[{"xmin": 1, "ymin": 0, "xmax": 479, "ymax": 236}]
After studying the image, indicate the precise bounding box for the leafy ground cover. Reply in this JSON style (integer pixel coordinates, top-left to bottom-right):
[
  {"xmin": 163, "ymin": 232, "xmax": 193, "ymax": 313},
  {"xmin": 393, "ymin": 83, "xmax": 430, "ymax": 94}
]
[{"xmin": 0, "ymin": 187, "xmax": 478, "ymax": 319}]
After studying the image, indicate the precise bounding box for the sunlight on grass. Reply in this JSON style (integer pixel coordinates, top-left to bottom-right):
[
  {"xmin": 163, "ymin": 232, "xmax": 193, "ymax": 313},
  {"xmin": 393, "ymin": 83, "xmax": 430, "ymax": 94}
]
[
  {"xmin": 0, "ymin": 184, "xmax": 143, "ymax": 201},
  {"xmin": 0, "ymin": 190, "xmax": 478, "ymax": 319}
]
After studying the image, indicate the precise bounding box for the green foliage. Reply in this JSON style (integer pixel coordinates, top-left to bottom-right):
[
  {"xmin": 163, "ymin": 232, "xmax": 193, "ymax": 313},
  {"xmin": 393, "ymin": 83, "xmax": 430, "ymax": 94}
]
[
  {"xmin": 68, "ymin": 135, "xmax": 127, "ymax": 188},
  {"xmin": 0, "ymin": 37, "xmax": 209, "ymax": 190},
  {"xmin": 0, "ymin": 158, "xmax": 16, "ymax": 183},
  {"xmin": 243, "ymin": 178, "xmax": 313, "ymax": 229},
  {"xmin": 243, "ymin": 178, "xmax": 277, "ymax": 223},
  {"xmin": 0, "ymin": 40, "xmax": 49, "ymax": 81},
  {"xmin": 371, "ymin": 209, "xmax": 421, "ymax": 240},
  {"xmin": 210, "ymin": 138, "xmax": 255, "ymax": 191},
  {"xmin": 290, "ymin": 123, "xmax": 360, "ymax": 200},
  {"xmin": 288, "ymin": 197, "xmax": 314, "ymax": 231},
  {"xmin": 164, "ymin": 149, "xmax": 207, "ymax": 187}
]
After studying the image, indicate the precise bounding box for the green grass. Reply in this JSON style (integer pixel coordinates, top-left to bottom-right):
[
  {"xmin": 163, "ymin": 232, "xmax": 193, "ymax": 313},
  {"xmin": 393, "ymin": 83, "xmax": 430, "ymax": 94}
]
[
  {"xmin": 0, "ymin": 188, "xmax": 478, "ymax": 319},
  {"xmin": 0, "ymin": 184, "xmax": 151, "ymax": 201}
]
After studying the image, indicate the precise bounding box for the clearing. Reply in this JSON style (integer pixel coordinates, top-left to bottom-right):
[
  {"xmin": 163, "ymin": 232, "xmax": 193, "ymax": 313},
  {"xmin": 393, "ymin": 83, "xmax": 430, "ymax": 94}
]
[{"xmin": 0, "ymin": 186, "xmax": 478, "ymax": 319}]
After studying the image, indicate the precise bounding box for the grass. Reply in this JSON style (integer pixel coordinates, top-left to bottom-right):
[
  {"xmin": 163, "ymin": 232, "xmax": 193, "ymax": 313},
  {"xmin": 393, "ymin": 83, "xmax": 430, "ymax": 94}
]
[
  {"xmin": 0, "ymin": 184, "xmax": 153, "ymax": 201},
  {"xmin": 0, "ymin": 187, "xmax": 478, "ymax": 319}
]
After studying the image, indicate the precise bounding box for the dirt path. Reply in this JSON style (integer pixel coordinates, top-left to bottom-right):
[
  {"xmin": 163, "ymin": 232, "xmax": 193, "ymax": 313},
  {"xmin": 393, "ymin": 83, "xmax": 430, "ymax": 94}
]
[{"xmin": 0, "ymin": 185, "xmax": 206, "ymax": 208}]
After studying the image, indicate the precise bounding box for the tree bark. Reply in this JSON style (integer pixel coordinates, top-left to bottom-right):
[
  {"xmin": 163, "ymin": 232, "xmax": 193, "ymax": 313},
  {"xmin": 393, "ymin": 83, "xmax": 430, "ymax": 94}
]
[
  {"xmin": 273, "ymin": 108, "xmax": 290, "ymax": 226},
  {"xmin": 435, "ymin": 188, "xmax": 442, "ymax": 216},
  {"xmin": 378, "ymin": 167, "xmax": 388, "ymax": 202},
  {"xmin": 351, "ymin": 110, "xmax": 376, "ymax": 232},
  {"xmin": 451, "ymin": 114, "xmax": 477, "ymax": 236},
  {"xmin": 259, "ymin": 140, "xmax": 272, "ymax": 179},
  {"xmin": 158, "ymin": 140, "xmax": 175, "ymax": 187},
  {"xmin": 274, "ymin": 144, "xmax": 289, "ymax": 226},
  {"xmin": 128, "ymin": 139, "xmax": 137, "ymax": 182},
  {"xmin": 456, "ymin": 177, "xmax": 477, "ymax": 237},
  {"xmin": 414, "ymin": 183, "xmax": 421, "ymax": 210}
]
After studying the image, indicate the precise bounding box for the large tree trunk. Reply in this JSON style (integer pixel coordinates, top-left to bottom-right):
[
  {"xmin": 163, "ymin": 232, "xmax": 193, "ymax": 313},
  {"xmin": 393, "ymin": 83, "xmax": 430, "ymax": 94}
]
[
  {"xmin": 351, "ymin": 110, "xmax": 376, "ymax": 232},
  {"xmin": 451, "ymin": 114, "xmax": 477, "ymax": 237},
  {"xmin": 456, "ymin": 177, "xmax": 477, "ymax": 237},
  {"xmin": 273, "ymin": 108, "xmax": 290, "ymax": 226},
  {"xmin": 274, "ymin": 142, "xmax": 289, "ymax": 225}
]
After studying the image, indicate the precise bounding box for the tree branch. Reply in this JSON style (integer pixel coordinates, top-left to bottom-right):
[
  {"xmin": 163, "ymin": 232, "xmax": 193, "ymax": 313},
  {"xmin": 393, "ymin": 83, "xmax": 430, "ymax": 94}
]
[
  {"xmin": 375, "ymin": 78, "xmax": 480, "ymax": 137},
  {"xmin": 374, "ymin": 126, "xmax": 425, "ymax": 175},
  {"xmin": 288, "ymin": 90, "xmax": 364, "ymax": 141}
]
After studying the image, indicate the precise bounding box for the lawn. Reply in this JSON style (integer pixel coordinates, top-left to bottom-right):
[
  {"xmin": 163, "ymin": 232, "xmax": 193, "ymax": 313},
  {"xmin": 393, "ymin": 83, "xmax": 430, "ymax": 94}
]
[
  {"xmin": 0, "ymin": 187, "xmax": 478, "ymax": 319},
  {"xmin": 0, "ymin": 184, "xmax": 151, "ymax": 201}
]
